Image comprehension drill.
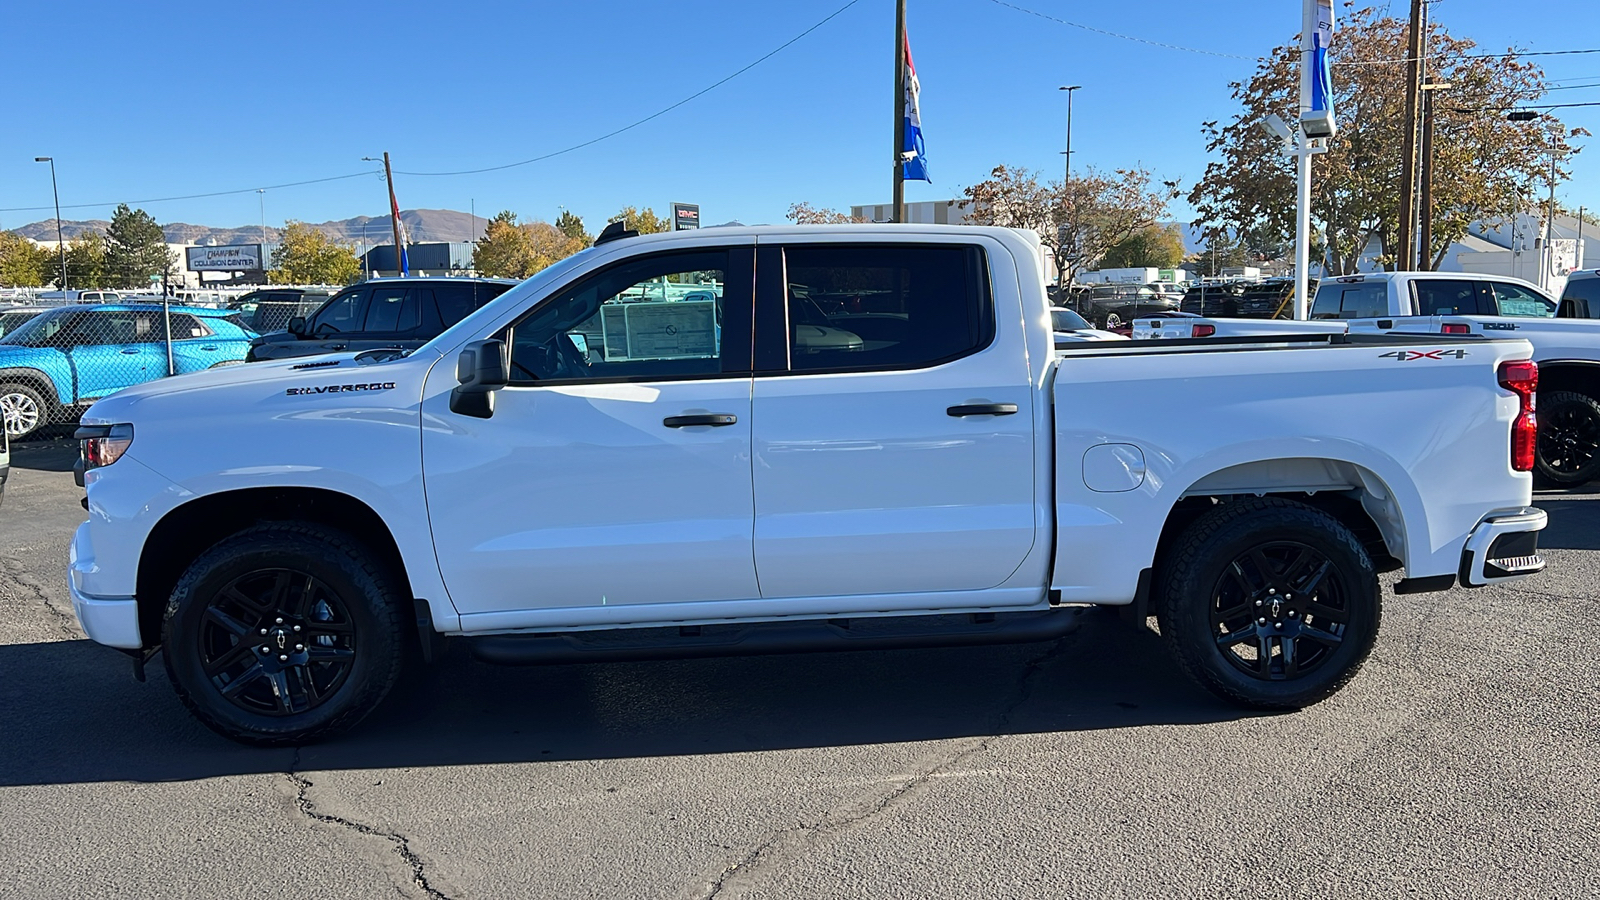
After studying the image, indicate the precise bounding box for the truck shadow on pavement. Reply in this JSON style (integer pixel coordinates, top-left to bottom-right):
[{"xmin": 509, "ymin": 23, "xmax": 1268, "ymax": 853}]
[
  {"xmin": 0, "ymin": 613, "xmax": 1252, "ymax": 787},
  {"xmin": 1534, "ymin": 490, "xmax": 1600, "ymax": 551}
]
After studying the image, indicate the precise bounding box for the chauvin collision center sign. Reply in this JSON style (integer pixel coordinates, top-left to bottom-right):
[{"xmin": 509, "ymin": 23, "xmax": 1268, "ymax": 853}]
[{"xmin": 185, "ymin": 244, "xmax": 264, "ymax": 272}]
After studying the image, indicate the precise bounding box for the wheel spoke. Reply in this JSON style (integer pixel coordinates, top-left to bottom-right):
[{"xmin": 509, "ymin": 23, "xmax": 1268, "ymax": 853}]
[
  {"xmin": 306, "ymin": 645, "xmax": 355, "ymax": 663},
  {"xmin": 1247, "ymin": 550, "xmax": 1280, "ymax": 587},
  {"xmin": 1215, "ymin": 599, "xmax": 1255, "ymax": 621},
  {"xmin": 266, "ymin": 571, "xmax": 293, "ymax": 611},
  {"xmin": 1254, "ymin": 634, "xmax": 1274, "ymax": 676},
  {"xmin": 1292, "ymin": 559, "xmax": 1334, "ymax": 599},
  {"xmin": 1226, "ymin": 561, "xmax": 1262, "ymax": 596},
  {"xmin": 222, "ymin": 586, "xmax": 272, "ymax": 617},
  {"xmin": 1280, "ymin": 634, "xmax": 1299, "ymax": 678},
  {"xmin": 203, "ymin": 640, "xmax": 256, "ymax": 676},
  {"xmin": 219, "ymin": 662, "xmax": 267, "ymax": 698},
  {"xmin": 290, "ymin": 574, "xmax": 318, "ymax": 617},
  {"xmin": 1217, "ymin": 626, "xmax": 1256, "ymax": 648},
  {"xmin": 1299, "ymin": 623, "xmax": 1345, "ymax": 648},
  {"xmin": 202, "ymin": 606, "xmax": 253, "ymax": 639},
  {"xmin": 264, "ymin": 669, "xmax": 295, "ymax": 714},
  {"xmin": 1302, "ymin": 599, "xmax": 1349, "ymax": 625}
]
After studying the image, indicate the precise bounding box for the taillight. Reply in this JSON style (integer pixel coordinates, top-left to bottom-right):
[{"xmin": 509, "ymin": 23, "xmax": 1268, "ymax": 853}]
[
  {"xmin": 1193, "ymin": 324, "xmax": 1216, "ymax": 338},
  {"xmin": 1498, "ymin": 360, "xmax": 1538, "ymax": 472},
  {"xmin": 1442, "ymin": 323, "xmax": 1471, "ymax": 335},
  {"xmin": 77, "ymin": 423, "xmax": 135, "ymax": 476}
]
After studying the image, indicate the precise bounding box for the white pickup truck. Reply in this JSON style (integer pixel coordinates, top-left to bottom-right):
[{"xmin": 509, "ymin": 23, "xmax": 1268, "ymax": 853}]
[
  {"xmin": 1136, "ymin": 271, "xmax": 1600, "ymax": 486},
  {"xmin": 68, "ymin": 225, "xmax": 1548, "ymax": 745}
]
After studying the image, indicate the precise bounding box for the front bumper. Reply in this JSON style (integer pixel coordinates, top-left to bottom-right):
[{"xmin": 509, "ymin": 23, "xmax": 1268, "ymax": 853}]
[
  {"xmin": 1459, "ymin": 507, "xmax": 1548, "ymax": 588},
  {"xmin": 68, "ymin": 522, "xmax": 142, "ymax": 648}
]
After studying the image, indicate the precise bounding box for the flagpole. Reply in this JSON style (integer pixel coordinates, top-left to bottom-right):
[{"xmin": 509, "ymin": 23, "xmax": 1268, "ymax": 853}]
[
  {"xmin": 383, "ymin": 151, "xmax": 405, "ymax": 277},
  {"xmin": 891, "ymin": 0, "xmax": 906, "ymax": 224}
]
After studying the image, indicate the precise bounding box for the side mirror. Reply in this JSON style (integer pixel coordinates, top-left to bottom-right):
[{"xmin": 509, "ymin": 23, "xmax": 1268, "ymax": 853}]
[
  {"xmin": 450, "ymin": 339, "xmax": 509, "ymax": 419},
  {"xmin": 287, "ymin": 316, "xmax": 306, "ymax": 336}
]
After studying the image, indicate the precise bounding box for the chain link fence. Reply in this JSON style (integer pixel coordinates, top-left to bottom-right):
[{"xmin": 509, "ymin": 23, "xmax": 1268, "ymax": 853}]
[{"xmin": 0, "ymin": 300, "xmax": 262, "ymax": 441}]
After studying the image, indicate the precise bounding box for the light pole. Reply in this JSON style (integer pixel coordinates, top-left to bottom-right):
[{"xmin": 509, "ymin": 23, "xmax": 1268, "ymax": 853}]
[
  {"xmin": 33, "ymin": 157, "xmax": 67, "ymax": 290},
  {"xmin": 1057, "ymin": 85, "xmax": 1080, "ymax": 183}
]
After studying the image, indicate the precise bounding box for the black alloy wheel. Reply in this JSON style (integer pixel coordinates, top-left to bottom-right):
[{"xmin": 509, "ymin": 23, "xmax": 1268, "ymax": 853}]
[
  {"xmin": 197, "ymin": 569, "xmax": 358, "ymax": 717},
  {"xmin": 1158, "ymin": 498, "xmax": 1380, "ymax": 710},
  {"xmin": 1535, "ymin": 391, "xmax": 1600, "ymax": 486},
  {"xmin": 163, "ymin": 523, "xmax": 404, "ymax": 745},
  {"xmin": 1209, "ymin": 542, "xmax": 1349, "ymax": 681}
]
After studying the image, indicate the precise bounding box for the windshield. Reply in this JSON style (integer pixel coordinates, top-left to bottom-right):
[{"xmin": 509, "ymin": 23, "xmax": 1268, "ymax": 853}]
[
  {"xmin": 0, "ymin": 311, "xmax": 43, "ymax": 339},
  {"xmin": 0, "ymin": 307, "xmax": 76, "ymax": 347},
  {"xmin": 1051, "ymin": 308, "xmax": 1092, "ymax": 331}
]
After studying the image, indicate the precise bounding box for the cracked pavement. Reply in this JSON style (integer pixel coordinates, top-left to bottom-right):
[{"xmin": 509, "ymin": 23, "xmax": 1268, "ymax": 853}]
[{"xmin": 1, "ymin": 439, "xmax": 1597, "ymax": 899}]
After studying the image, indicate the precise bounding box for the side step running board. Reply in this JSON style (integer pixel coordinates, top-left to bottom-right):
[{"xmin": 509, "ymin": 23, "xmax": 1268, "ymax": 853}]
[{"xmin": 466, "ymin": 609, "xmax": 1085, "ymax": 667}]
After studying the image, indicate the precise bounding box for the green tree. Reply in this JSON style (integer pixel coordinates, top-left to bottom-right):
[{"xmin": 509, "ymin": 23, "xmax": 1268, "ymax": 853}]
[
  {"xmin": 610, "ymin": 206, "xmax": 670, "ymax": 234},
  {"xmin": 1189, "ymin": 5, "xmax": 1582, "ymax": 273},
  {"xmin": 103, "ymin": 203, "xmax": 175, "ymax": 288},
  {"xmin": 555, "ymin": 210, "xmax": 592, "ymax": 247},
  {"xmin": 268, "ymin": 221, "xmax": 361, "ymax": 285},
  {"xmin": 62, "ymin": 232, "xmax": 109, "ymax": 288},
  {"xmin": 1099, "ymin": 223, "xmax": 1187, "ymax": 270},
  {"xmin": 0, "ymin": 232, "xmax": 51, "ymax": 287},
  {"xmin": 473, "ymin": 211, "xmax": 535, "ymax": 278}
]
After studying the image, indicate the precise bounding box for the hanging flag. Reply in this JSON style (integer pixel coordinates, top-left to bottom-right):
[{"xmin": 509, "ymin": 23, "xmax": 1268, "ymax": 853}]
[
  {"xmin": 902, "ymin": 31, "xmax": 930, "ymax": 183},
  {"xmin": 388, "ymin": 175, "xmax": 410, "ymax": 276}
]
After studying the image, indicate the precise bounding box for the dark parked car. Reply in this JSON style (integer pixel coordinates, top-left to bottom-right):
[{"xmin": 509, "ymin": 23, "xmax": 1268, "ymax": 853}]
[
  {"xmin": 1560, "ymin": 269, "xmax": 1600, "ymax": 318},
  {"xmin": 1074, "ymin": 284, "xmax": 1177, "ymax": 329},
  {"xmin": 1180, "ymin": 282, "xmax": 1246, "ymax": 317},
  {"xmin": 246, "ymin": 277, "xmax": 518, "ymax": 362},
  {"xmin": 1234, "ymin": 279, "xmax": 1317, "ymax": 319},
  {"xmin": 229, "ymin": 288, "xmax": 332, "ymax": 334}
]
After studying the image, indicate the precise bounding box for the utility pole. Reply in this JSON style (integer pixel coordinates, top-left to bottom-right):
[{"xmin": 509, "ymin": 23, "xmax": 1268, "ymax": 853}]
[
  {"xmin": 374, "ymin": 152, "xmax": 404, "ymax": 276},
  {"xmin": 891, "ymin": 0, "xmax": 907, "ymax": 223},
  {"xmin": 1417, "ymin": 81, "xmax": 1453, "ymax": 270},
  {"xmin": 33, "ymin": 158, "xmax": 67, "ymax": 290},
  {"xmin": 1396, "ymin": 0, "xmax": 1427, "ymax": 272},
  {"xmin": 1546, "ymin": 138, "xmax": 1559, "ymax": 292}
]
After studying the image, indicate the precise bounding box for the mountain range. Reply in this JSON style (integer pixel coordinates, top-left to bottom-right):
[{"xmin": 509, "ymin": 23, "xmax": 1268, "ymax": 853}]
[{"xmin": 7, "ymin": 208, "xmax": 484, "ymax": 246}]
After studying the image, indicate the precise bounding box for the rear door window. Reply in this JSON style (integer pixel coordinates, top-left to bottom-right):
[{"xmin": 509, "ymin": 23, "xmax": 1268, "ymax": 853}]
[
  {"xmin": 776, "ymin": 244, "xmax": 992, "ymax": 373},
  {"xmin": 363, "ymin": 285, "xmax": 418, "ymax": 333},
  {"xmin": 1311, "ymin": 281, "xmax": 1386, "ymax": 319},
  {"xmin": 1412, "ymin": 279, "xmax": 1482, "ymax": 316},
  {"xmin": 1490, "ymin": 281, "xmax": 1557, "ymax": 317},
  {"xmin": 1562, "ymin": 275, "xmax": 1600, "ymax": 317}
]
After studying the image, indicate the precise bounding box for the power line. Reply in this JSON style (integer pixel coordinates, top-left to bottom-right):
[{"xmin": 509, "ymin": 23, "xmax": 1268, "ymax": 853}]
[
  {"xmin": 0, "ymin": 171, "xmax": 378, "ymax": 215},
  {"xmin": 396, "ymin": 0, "xmax": 865, "ymax": 176},
  {"xmin": 982, "ymin": 0, "xmax": 1253, "ymax": 60}
]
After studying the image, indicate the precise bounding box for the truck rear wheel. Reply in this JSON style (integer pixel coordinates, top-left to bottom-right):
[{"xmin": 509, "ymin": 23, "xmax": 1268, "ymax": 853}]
[
  {"xmin": 1535, "ymin": 391, "xmax": 1600, "ymax": 487},
  {"xmin": 1157, "ymin": 498, "xmax": 1380, "ymax": 710},
  {"xmin": 161, "ymin": 523, "xmax": 405, "ymax": 745}
]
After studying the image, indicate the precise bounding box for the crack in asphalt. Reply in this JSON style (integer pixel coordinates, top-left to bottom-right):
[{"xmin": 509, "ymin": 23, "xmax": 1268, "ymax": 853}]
[
  {"xmin": 287, "ymin": 748, "xmax": 455, "ymax": 900},
  {"xmin": 697, "ymin": 631, "xmax": 1079, "ymax": 899},
  {"xmin": 1, "ymin": 553, "xmax": 79, "ymax": 640}
]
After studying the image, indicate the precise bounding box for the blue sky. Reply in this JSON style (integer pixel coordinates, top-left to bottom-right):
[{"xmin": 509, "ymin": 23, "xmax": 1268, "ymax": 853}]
[{"xmin": 2, "ymin": 0, "xmax": 1597, "ymax": 235}]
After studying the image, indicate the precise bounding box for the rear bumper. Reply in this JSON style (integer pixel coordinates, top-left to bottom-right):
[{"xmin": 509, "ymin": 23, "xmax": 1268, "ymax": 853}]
[
  {"xmin": 68, "ymin": 522, "xmax": 142, "ymax": 649},
  {"xmin": 1459, "ymin": 507, "xmax": 1547, "ymax": 588}
]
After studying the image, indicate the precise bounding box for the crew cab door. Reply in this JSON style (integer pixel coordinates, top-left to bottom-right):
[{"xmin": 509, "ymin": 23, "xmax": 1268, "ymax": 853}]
[
  {"xmin": 748, "ymin": 240, "xmax": 1038, "ymax": 600},
  {"xmin": 423, "ymin": 247, "xmax": 759, "ymax": 625},
  {"xmin": 302, "ymin": 287, "xmax": 370, "ymax": 353}
]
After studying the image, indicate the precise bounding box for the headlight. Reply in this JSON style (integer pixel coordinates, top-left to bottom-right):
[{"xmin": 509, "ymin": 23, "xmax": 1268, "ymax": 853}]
[{"xmin": 77, "ymin": 423, "xmax": 134, "ymax": 473}]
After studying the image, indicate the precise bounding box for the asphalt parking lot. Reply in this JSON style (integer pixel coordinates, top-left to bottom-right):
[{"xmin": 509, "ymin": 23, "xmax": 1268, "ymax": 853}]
[{"xmin": 1, "ymin": 439, "xmax": 1597, "ymax": 899}]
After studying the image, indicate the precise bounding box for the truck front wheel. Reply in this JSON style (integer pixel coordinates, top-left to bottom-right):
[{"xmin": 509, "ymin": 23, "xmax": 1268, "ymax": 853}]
[
  {"xmin": 1158, "ymin": 498, "xmax": 1380, "ymax": 710},
  {"xmin": 161, "ymin": 523, "xmax": 406, "ymax": 745}
]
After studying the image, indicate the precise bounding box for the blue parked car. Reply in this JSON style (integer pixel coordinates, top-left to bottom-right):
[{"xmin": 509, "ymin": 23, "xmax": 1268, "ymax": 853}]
[{"xmin": 0, "ymin": 303, "xmax": 257, "ymax": 439}]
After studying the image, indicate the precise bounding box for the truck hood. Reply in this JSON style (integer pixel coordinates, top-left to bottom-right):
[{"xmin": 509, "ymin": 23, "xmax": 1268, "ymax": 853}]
[
  {"xmin": 81, "ymin": 350, "xmax": 439, "ymax": 425},
  {"xmin": 0, "ymin": 344, "xmax": 55, "ymax": 363}
]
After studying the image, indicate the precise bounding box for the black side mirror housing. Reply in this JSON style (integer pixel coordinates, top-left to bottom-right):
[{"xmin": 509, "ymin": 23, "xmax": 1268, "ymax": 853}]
[
  {"xmin": 287, "ymin": 316, "xmax": 306, "ymax": 337},
  {"xmin": 450, "ymin": 339, "xmax": 509, "ymax": 419}
]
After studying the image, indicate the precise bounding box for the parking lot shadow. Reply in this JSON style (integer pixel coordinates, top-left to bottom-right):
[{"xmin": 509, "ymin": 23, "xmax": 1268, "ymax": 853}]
[
  {"xmin": 1534, "ymin": 496, "xmax": 1600, "ymax": 551},
  {"xmin": 9, "ymin": 439, "xmax": 79, "ymax": 473},
  {"xmin": 0, "ymin": 613, "xmax": 1253, "ymax": 787}
]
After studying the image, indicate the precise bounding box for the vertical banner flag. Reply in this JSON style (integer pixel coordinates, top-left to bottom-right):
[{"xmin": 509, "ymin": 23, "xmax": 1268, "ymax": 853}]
[
  {"xmin": 901, "ymin": 31, "xmax": 930, "ymax": 182},
  {"xmin": 388, "ymin": 177, "xmax": 410, "ymax": 276},
  {"xmin": 1305, "ymin": 0, "xmax": 1335, "ymax": 128}
]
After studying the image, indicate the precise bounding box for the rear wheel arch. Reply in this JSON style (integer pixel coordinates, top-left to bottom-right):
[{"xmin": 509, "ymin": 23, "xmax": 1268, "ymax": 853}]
[
  {"xmin": 1535, "ymin": 361, "xmax": 1600, "ymax": 403},
  {"xmin": 135, "ymin": 487, "xmax": 415, "ymax": 649}
]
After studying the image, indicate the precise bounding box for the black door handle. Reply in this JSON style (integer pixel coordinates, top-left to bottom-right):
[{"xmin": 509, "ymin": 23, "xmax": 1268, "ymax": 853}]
[
  {"xmin": 948, "ymin": 403, "xmax": 1018, "ymax": 417},
  {"xmin": 663, "ymin": 414, "xmax": 738, "ymax": 428}
]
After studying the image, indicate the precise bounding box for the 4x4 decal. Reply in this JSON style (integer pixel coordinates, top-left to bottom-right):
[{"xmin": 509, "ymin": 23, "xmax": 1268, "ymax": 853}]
[{"xmin": 1379, "ymin": 349, "xmax": 1469, "ymax": 361}]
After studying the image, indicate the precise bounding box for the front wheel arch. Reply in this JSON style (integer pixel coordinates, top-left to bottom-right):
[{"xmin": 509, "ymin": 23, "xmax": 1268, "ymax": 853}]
[{"xmin": 136, "ymin": 487, "xmax": 415, "ymax": 651}]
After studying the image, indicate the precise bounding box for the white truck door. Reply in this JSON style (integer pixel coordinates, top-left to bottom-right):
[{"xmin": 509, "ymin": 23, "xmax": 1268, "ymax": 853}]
[
  {"xmin": 749, "ymin": 240, "xmax": 1037, "ymax": 599},
  {"xmin": 422, "ymin": 247, "xmax": 760, "ymax": 622}
]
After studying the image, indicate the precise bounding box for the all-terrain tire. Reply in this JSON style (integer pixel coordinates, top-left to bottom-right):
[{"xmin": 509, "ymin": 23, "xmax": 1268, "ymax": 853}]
[
  {"xmin": 1535, "ymin": 391, "xmax": 1600, "ymax": 487},
  {"xmin": 162, "ymin": 523, "xmax": 406, "ymax": 746},
  {"xmin": 1157, "ymin": 498, "xmax": 1380, "ymax": 710}
]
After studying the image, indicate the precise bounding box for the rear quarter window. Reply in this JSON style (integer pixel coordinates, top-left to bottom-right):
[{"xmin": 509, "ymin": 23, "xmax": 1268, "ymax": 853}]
[{"xmin": 1560, "ymin": 275, "xmax": 1600, "ymax": 317}]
